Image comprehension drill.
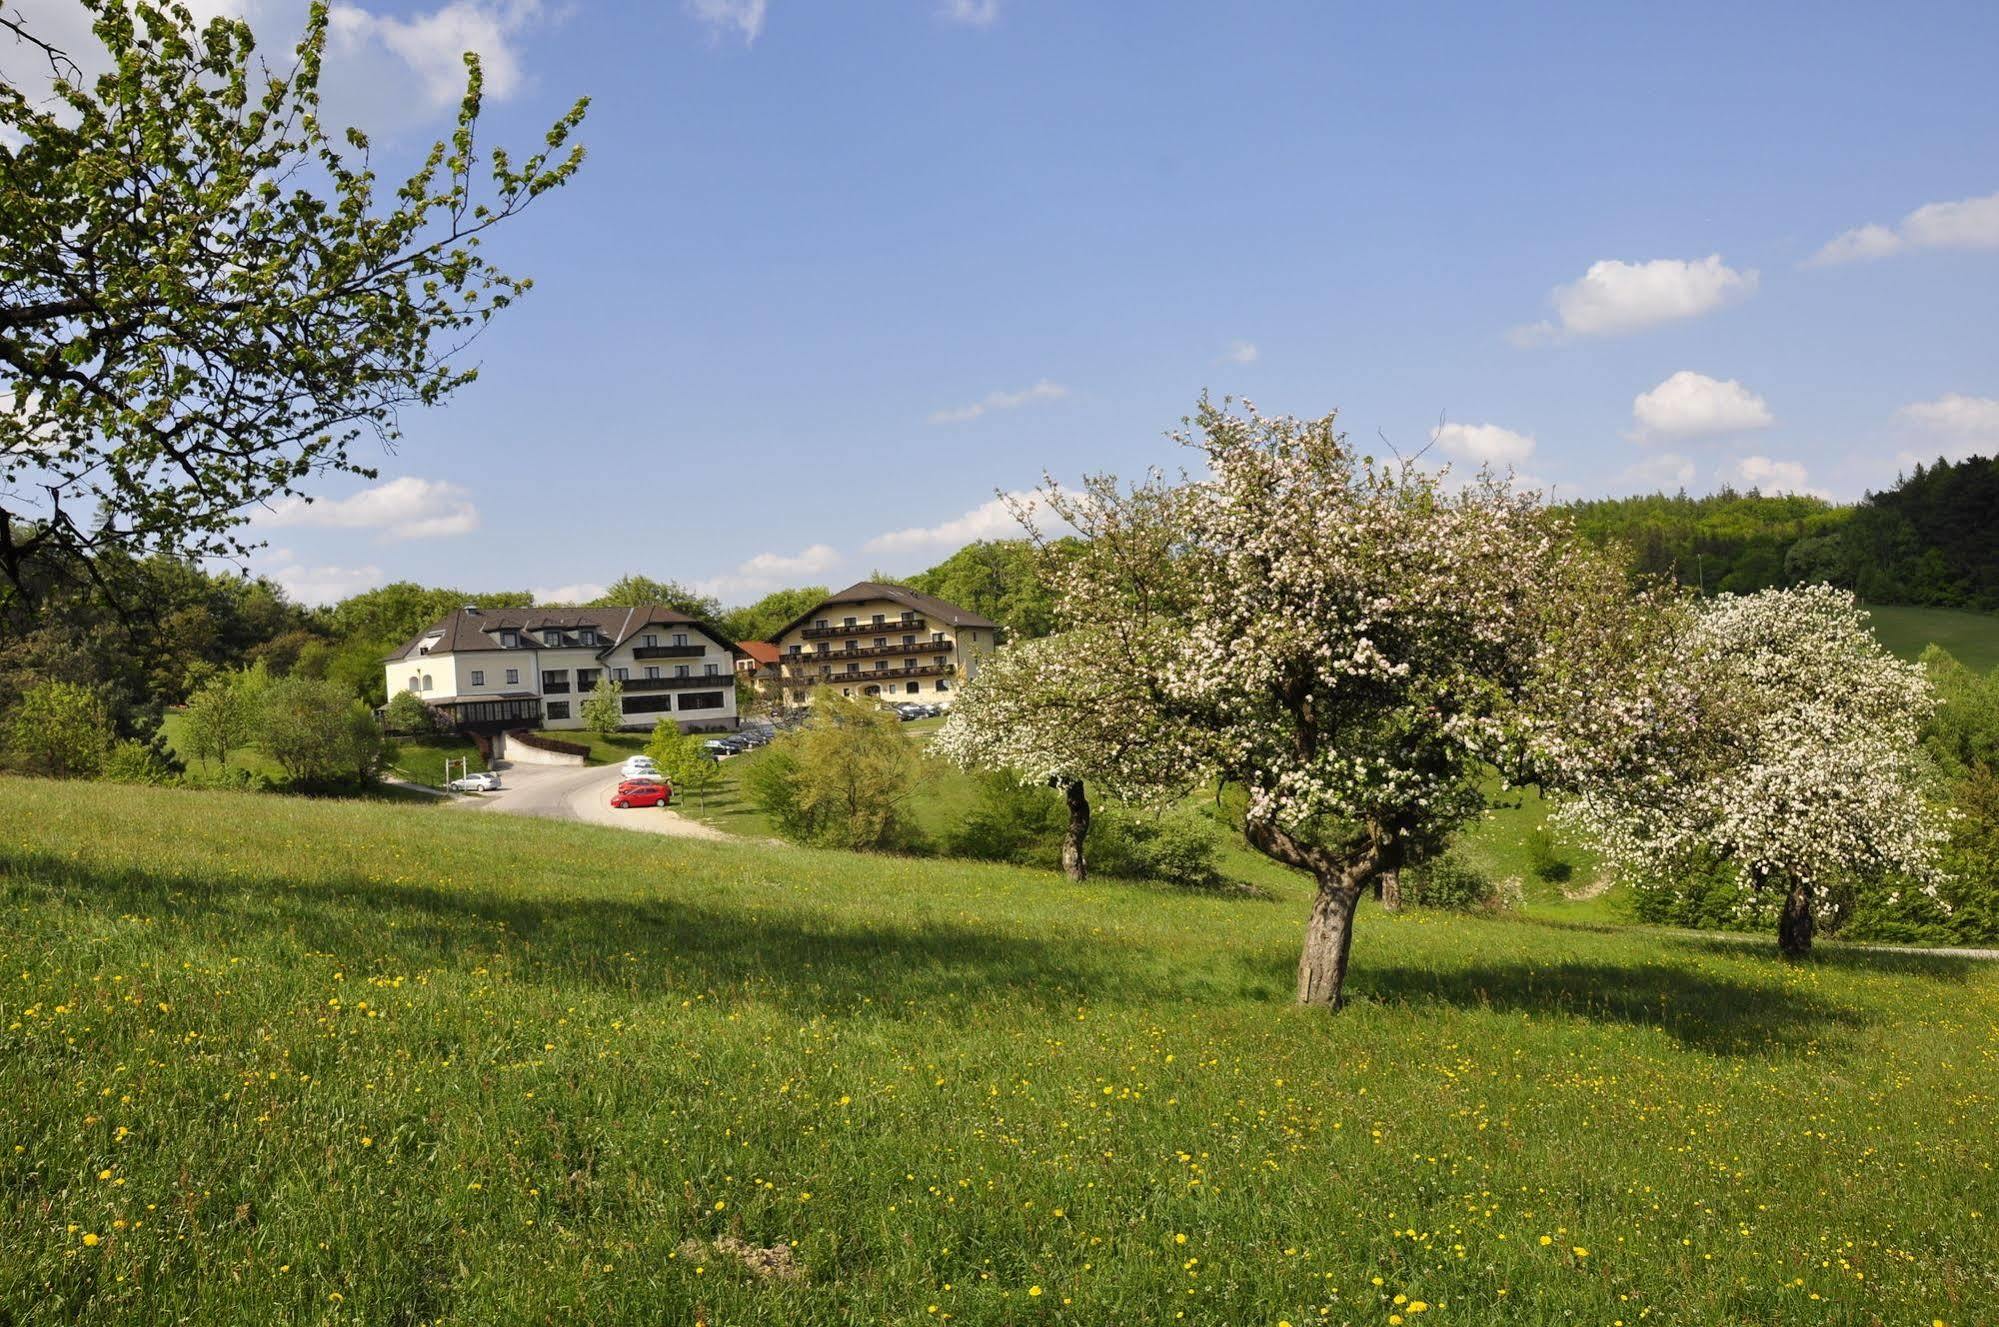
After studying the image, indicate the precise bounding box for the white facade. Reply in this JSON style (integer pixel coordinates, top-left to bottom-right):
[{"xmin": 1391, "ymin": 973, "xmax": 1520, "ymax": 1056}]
[{"xmin": 385, "ymin": 609, "xmax": 740, "ymax": 733}]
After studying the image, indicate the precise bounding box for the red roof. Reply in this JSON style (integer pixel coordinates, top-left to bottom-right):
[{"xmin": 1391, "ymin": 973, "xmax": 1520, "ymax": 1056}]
[{"xmin": 739, "ymin": 640, "xmax": 781, "ymax": 666}]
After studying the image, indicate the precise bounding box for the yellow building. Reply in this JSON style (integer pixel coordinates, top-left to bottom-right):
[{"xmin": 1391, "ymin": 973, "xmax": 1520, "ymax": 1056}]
[{"xmin": 770, "ymin": 582, "xmax": 997, "ymax": 709}]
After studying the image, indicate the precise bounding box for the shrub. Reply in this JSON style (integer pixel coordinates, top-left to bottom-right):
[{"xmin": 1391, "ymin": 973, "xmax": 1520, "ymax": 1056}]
[
  {"xmin": 745, "ymin": 693, "xmax": 921, "ymax": 852},
  {"xmin": 103, "ymin": 738, "xmax": 181, "ymax": 786},
  {"xmin": 947, "ymin": 773, "xmax": 1066, "ymax": 866},
  {"xmin": 383, "ymin": 690, "xmax": 432, "ymax": 735},
  {"xmin": 1407, "ymin": 854, "xmax": 1518, "ymax": 913},
  {"xmin": 5, "ymin": 681, "xmax": 113, "ymax": 778},
  {"xmin": 260, "ymin": 676, "xmax": 382, "ymax": 787},
  {"xmin": 1088, "ymin": 809, "xmax": 1226, "ymax": 890}
]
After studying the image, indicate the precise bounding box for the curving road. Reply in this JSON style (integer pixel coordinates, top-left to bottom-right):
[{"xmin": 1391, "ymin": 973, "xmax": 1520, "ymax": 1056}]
[{"xmin": 454, "ymin": 761, "xmax": 730, "ymax": 840}]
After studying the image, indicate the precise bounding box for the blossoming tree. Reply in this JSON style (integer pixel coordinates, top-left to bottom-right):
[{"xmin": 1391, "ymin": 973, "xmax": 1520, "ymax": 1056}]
[
  {"xmin": 932, "ymin": 631, "xmax": 1186, "ymax": 881},
  {"xmin": 1557, "ymin": 584, "xmax": 1947, "ymax": 956},
  {"xmin": 1031, "ymin": 397, "xmax": 1637, "ymax": 1008}
]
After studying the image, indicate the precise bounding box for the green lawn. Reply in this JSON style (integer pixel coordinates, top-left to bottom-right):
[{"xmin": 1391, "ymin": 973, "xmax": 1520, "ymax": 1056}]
[
  {"xmin": 159, "ymin": 711, "xmax": 484, "ymax": 789},
  {"xmin": 4, "ymin": 777, "xmax": 1994, "ymax": 1325},
  {"xmin": 1864, "ymin": 603, "xmax": 1999, "ymax": 672}
]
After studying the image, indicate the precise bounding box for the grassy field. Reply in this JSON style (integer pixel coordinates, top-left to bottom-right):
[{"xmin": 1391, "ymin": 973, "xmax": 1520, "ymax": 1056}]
[
  {"xmin": 3, "ymin": 777, "xmax": 1994, "ymax": 1325},
  {"xmin": 1865, "ymin": 603, "xmax": 1999, "ymax": 672}
]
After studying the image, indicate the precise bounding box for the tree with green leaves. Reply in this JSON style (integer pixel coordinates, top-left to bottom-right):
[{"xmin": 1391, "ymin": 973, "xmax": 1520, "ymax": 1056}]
[
  {"xmin": 0, "ymin": 1, "xmax": 587, "ymax": 600},
  {"xmin": 581, "ymin": 678, "xmax": 625, "ymax": 736},
  {"xmin": 258, "ymin": 674, "xmax": 377, "ymax": 785},
  {"xmin": 746, "ymin": 691, "xmax": 917, "ymax": 851},
  {"xmin": 644, "ymin": 717, "xmax": 720, "ymax": 805},
  {"xmin": 182, "ymin": 670, "xmax": 256, "ymax": 768},
  {"xmin": 719, "ymin": 586, "xmax": 828, "ymax": 643},
  {"xmin": 319, "ymin": 583, "xmax": 533, "ymax": 651},
  {"xmin": 905, "ymin": 538, "xmax": 1071, "ymax": 641},
  {"xmin": 4, "ymin": 679, "xmax": 112, "ymax": 777},
  {"xmin": 588, "ymin": 576, "xmax": 720, "ymax": 620},
  {"xmin": 382, "ymin": 689, "xmax": 432, "ymax": 736}
]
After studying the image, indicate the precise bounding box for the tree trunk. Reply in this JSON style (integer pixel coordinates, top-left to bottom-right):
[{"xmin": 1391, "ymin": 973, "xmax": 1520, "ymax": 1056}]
[
  {"xmin": 1060, "ymin": 778, "xmax": 1090, "ymax": 882},
  {"xmin": 1378, "ymin": 866, "xmax": 1403, "ymax": 913},
  {"xmin": 1296, "ymin": 876, "xmax": 1363, "ymax": 1008},
  {"xmin": 1777, "ymin": 876, "xmax": 1815, "ymax": 957}
]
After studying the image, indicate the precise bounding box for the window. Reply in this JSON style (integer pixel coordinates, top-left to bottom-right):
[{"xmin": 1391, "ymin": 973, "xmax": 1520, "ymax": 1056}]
[
  {"xmin": 621, "ymin": 694, "xmax": 676, "ymax": 715},
  {"xmin": 872, "ymin": 660, "xmax": 887, "ymax": 672},
  {"xmin": 871, "ymin": 614, "xmax": 884, "ymax": 625},
  {"xmin": 900, "ymin": 611, "xmax": 915, "ymax": 623},
  {"xmin": 931, "ymin": 631, "xmax": 945, "ymax": 643},
  {"xmin": 904, "ymin": 658, "xmax": 917, "ymax": 669},
  {"xmin": 642, "ymin": 633, "xmax": 657, "ymax": 647},
  {"xmin": 873, "ymin": 637, "xmax": 886, "ymax": 648},
  {"xmin": 407, "ymin": 676, "xmax": 420, "ymax": 691},
  {"xmin": 704, "ymin": 662, "xmax": 720, "ymax": 675},
  {"xmin": 501, "ymin": 631, "xmax": 520, "ymax": 648},
  {"xmin": 613, "ymin": 667, "xmax": 629, "ymax": 681},
  {"xmin": 970, "ymin": 630, "xmax": 981, "ymax": 643},
  {"xmin": 505, "ymin": 669, "xmax": 519, "ymax": 685},
  {"xmin": 936, "ymin": 680, "xmax": 950, "ymax": 692},
  {"xmin": 672, "ymin": 632, "xmax": 688, "ymax": 646},
  {"xmin": 576, "ymin": 668, "xmax": 601, "ymax": 692},
  {"xmin": 471, "ymin": 670, "xmax": 485, "ymax": 686},
  {"xmin": 901, "ymin": 634, "xmax": 915, "ymax": 646},
  {"xmin": 541, "ymin": 670, "xmax": 568, "ymax": 692},
  {"xmin": 645, "ymin": 666, "xmax": 661, "ymax": 679},
  {"xmin": 787, "ymin": 644, "xmax": 801, "ymax": 655},
  {"xmin": 545, "ymin": 701, "xmax": 570, "ymax": 720},
  {"xmin": 673, "ymin": 665, "xmax": 689, "ymax": 678},
  {"xmin": 814, "ymin": 641, "xmax": 829, "ymax": 654},
  {"xmin": 905, "ymin": 681, "xmax": 920, "ymax": 694},
  {"xmin": 543, "ymin": 630, "xmax": 562, "ymax": 646},
  {"xmin": 864, "ymin": 685, "xmax": 881, "ymax": 697},
  {"xmin": 843, "ymin": 616, "xmax": 856, "ymax": 628},
  {"xmin": 676, "ymin": 691, "xmax": 725, "ymax": 711},
  {"xmin": 814, "ymin": 618, "xmax": 828, "ymax": 629}
]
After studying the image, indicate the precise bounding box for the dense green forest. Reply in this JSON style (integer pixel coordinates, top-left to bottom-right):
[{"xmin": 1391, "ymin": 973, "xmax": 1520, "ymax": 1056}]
[{"xmin": 1558, "ymin": 453, "xmax": 1999, "ymax": 606}]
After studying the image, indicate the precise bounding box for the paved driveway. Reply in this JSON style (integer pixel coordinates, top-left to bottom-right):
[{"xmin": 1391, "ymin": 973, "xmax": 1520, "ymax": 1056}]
[{"xmin": 455, "ymin": 761, "xmax": 730, "ymax": 841}]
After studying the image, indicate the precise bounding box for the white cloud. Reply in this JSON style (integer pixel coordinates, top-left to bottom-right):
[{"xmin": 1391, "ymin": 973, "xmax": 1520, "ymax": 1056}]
[
  {"xmin": 1894, "ymin": 393, "xmax": 1999, "ymax": 464},
  {"xmin": 697, "ymin": 544, "xmax": 840, "ymax": 600},
  {"xmin": 531, "ymin": 582, "xmax": 607, "ymax": 606},
  {"xmin": 686, "ymin": 0, "xmax": 767, "ymax": 43},
  {"xmin": 327, "ymin": 0, "xmax": 541, "ymax": 106},
  {"xmin": 1723, "ymin": 455, "xmax": 1822, "ymax": 496},
  {"xmin": 259, "ymin": 476, "xmax": 480, "ymax": 539},
  {"xmin": 268, "ymin": 560, "xmax": 385, "ymax": 606},
  {"xmin": 864, "ymin": 491, "xmax": 1049, "ymax": 555},
  {"xmin": 1432, "ymin": 421, "xmax": 1536, "ymax": 468},
  {"xmin": 940, "ymin": 0, "xmax": 1000, "ymax": 24},
  {"xmin": 1620, "ymin": 452, "xmax": 1697, "ymax": 489},
  {"xmin": 1509, "ymin": 255, "xmax": 1758, "ymax": 344},
  {"xmin": 1630, "ymin": 371, "xmax": 1774, "ymax": 440},
  {"xmin": 1810, "ymin": 189, "xmax": 1999, "ymax": 265},
  {"xmin": 1218, "ymin": 340, "xmax": 1260, "ymax": 365},
  {"xmin": 928, "ymin": 380, "xmax": 1069, "ymax": 425}
]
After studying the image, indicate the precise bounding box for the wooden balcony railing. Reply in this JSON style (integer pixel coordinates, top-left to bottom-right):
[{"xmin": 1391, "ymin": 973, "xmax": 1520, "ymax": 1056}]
[
  {"xmin": 632, "ymin": 644, "xmax": 706, "ymax": 659},
  {"xmin": 622, "ymin": 673, "xmax": 733, "ymax": 693},
  {"xmin": 800, "ymin": 617, "xmax": 926, "ymax": 640},
  {"xmin": 793, "ymin": 663, "xmax": 956, "ymax": 686}
]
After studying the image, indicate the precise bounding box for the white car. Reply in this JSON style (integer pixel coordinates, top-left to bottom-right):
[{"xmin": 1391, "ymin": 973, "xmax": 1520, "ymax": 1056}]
[
  {"xmin": 621, "ymin": 757, "xmax": 660, "ymax": 777},
  {"xmin": 447, "ymin": 771, "xmax": 502, "ymax": 793}
]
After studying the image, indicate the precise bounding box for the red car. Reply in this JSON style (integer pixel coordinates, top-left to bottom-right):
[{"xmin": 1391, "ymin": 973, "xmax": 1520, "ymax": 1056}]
[{"xmin": 611, "ymin": 778, "xmax": 673, "ymax": 809}]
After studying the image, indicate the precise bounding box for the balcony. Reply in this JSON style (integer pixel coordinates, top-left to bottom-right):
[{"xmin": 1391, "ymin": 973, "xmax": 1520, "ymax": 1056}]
[
  {"xmin": 632, "ymin": 644, "xmax": 706, "ymax": 659},
  {"xmin": 785, "ymin": 640, "xmax": 947, "ymax": 666},
  {"xmin": 622, "ymin": 673, "xmax": 733, "ymax": 693},
  {"xmin": 794, "ymin": 663, "xmax": 956, "ymax": 686},
  {"xmin": 801, "ymin": 617, "xmax": 925, "ymax": 640},
  {"xmin": 541, "ymin": 680, "xmax": 572, "ymax": 694}
]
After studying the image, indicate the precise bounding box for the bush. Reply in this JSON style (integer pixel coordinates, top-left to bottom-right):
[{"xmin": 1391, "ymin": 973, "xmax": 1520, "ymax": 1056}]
[
  {"xmin": 383, "ymin": 690, "xmax": 432, "ymax": 735},
  {"xmin": 4, "ymin": 680, "xmax": 113, "ymax": 778},
  {"xmin": 1407, "ymin": 854, "xmax": 1518, "ymax": 913},
  {"xmin": 260, "ymin": 676, "xmax": 382, "ymax": 787},
  {"xmin": 1088, "ymin": 808, "xmax": 1226, "ymax": 890},
  {"xmin": 745, "ymin": 693, "xmax": 921, "ymax": 852},
  {"xmin": 103, "ymin": 737, "xmax": 181, "ymax": 786},
  {"xmin": 946, "ymin": 773, "xmax": 1067, "ymax": 866}
]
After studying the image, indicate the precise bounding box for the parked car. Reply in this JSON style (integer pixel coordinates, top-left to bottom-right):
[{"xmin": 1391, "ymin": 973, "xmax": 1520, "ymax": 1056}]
[
  {"xmin": 447, "ymin": 771, "xmax": 502, "ymax": 793},
  {"xmin": 893, "ymin": 704, "xmax": 922, "ymax": 721},
  {"xmin": 621, "ymin": 756, "xmax": 660, "ymax": 777},
  {"xmin": 703, "ymin": 738, "xmax": 745, "ymax": 756},
  {"xmin": 610, "ymin": 779, "xmax": 672, "ymax": 809}
]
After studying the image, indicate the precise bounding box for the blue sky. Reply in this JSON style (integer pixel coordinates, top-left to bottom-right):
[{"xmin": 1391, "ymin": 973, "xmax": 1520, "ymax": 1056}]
[{"xmin": 111, "ymin": 0, "xmax": 1999, "ymax": 605}]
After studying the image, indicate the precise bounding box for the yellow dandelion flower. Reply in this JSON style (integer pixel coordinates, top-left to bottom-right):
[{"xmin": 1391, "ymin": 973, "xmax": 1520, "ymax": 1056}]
[
  {"xmin": 82, "ymin": 1233, "xmax": 100, "ymax": 1247},
  {"xmin": 1028, "ymin": 1286, "xmax": 1042, "ymax": 1297}
]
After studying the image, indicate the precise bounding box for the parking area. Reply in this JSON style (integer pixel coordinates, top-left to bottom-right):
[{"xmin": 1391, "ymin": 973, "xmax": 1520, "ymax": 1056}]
[{"xmin": 454, "ymin": 759, "xmax": 730, "ymax": 840}]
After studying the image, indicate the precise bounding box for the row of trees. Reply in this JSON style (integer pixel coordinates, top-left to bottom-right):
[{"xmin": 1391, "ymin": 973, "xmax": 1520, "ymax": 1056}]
[{"xmin": 934, "ymin": 398, "xmax": 1950, "ymax": 1009}]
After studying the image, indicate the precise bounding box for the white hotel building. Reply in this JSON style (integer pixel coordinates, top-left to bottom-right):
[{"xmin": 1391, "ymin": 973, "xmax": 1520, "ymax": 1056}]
[{"xmin": 383, "ymin": 604, "xmax": 742, "ymax": 734}]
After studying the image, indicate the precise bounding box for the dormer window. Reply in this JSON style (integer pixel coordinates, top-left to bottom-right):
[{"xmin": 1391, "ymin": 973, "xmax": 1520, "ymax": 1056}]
[
  {"xmin": 543, "ymin": 629, "xmax": 563, "ymax": 646},
  {"xmin": 501, "ymin": 631, "xmax": 520, "ymax": 648}
]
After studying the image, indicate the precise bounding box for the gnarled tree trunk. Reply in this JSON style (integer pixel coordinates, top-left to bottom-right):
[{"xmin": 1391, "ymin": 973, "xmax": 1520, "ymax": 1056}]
[
  {"xmin": 1777, "ymin": 876, "xmax": 1814, "ymax": 957},
  {"xmin": 1297, "ymin": 875, "xmax": 1364, "ymax": 1007},
  {"xmin": 1060, "ymin": 778, "xmax": 1090, "ymax": 882}
]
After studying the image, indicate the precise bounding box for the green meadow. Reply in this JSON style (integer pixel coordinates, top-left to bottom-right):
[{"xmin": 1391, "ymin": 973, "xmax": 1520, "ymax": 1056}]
[
  {"xmin": 3, "ymin": 777, "xmax": 1994, "ymax": 1325},
  {"xmin": 1864, "ymin": 604, "xmax": 1999, "ymax": 672}
]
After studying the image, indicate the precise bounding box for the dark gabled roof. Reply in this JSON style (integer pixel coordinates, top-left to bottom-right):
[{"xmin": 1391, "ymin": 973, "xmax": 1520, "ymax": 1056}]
[
  {"xmin": 769, "ymin": 581, "xmax": 999, "ymax": 641},
  {"xmin": 383, "ymin": 604, "xmax": 739, "ymax": 663}
]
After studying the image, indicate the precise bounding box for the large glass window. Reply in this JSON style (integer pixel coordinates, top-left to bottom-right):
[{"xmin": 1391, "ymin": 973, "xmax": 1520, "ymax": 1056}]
[
  {"xmin": 676, "ymin": 691, "xmax": 725, "ymax": 711},
  {"xmin": 545, "ymin": 701, "xmax": 570, "ymax": 720}
]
